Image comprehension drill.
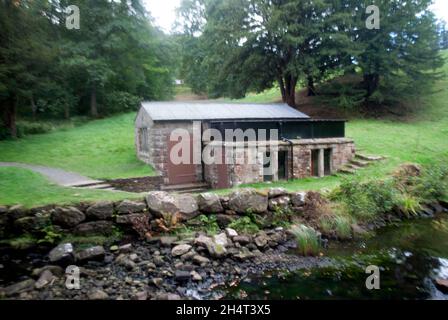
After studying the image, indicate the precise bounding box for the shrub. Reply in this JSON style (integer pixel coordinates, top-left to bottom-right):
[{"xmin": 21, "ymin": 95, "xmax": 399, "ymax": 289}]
[
  {"xmin": 197, "ymin": 215, "xmax": 220, "ymax": 235},
  {"xmin": 318, "ymin": 212, "xmax": 352, "ymax": 240},
  {"xmin": 290, "ymin": 225, "xmax": 321, "ymax": 256},
  {"xmin": 271, "ymin": 207, "xmax": 293, "ymax": 228},
  {"xmin": 228, "ymin": 217, "xmax": 260, "ymax": 234},
  {"xmin": 411, "ymin": 164, "xmax": 448, "ymax": 203},
  {"xmin": 331, "ymin": 177, "xmax": 400, "ymax": 222},
  {"xmin": 396, "ymin": 194, "xmax": 422, "ymax": 218}
]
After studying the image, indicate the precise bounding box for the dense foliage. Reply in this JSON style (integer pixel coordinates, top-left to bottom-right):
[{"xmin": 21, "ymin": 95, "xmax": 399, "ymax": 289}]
[
  {"xmin": 0, "ymin": 0, "xmax": 177, "ymax": 139},
  {"xmin": 177, "ymin": 0, "xmax": 444, "ymax": 108}
]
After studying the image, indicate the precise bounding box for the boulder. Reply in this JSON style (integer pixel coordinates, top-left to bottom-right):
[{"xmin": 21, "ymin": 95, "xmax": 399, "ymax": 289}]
[
  {"xmin": 205, "ymin": 241, "xmax": 227, "ymax": 258},
  {"xmin": 435, "ymin": 279, "xmax": 448, "ymax": 294},
  {"xmin": 14, "ymin": 213, "xmax": 50, "ymax": 233},
  {"xmin": 197, "ymin": 193, "xmax": 224, "ymax": 213},
  {"xmin": 48, "ymin": 243, "xmax": 74, "ymax": 264},
  {"xmin": 233, "ymin": 235, "xmax": 251, "ymax": 245},
  {"xmin": 228, "ymin": 189, "xmax": 268, "ymax": 214},
  {"xmin": 146, "ymin": 191, "xmax": 199, "ymax": 220},
  {"xmin": 52, "ymin": 207, "xmax": 85, "ymax": 228},
  {"xmin": 88, "ymin": 289, "xmax": 109, "ymax": 300},
  {"xmin": 116, "ymin": 200, "xmax": 147, "ymax": 215},
  {"xmin": 268, "ymin": 188, "xmax": 288, "ymax": 198},
  {"xmin": 74, "ymin": 221, "xmax": 114, "ymax": 236},
  {"xmin": 290, "ymin": 192, "xmax": 307, "ymax": 207},
  {"xmin": 171, "ymin": 244, "xmax": 192, "ymax": 257},
  {"xmin": 192, "ymin": 255, "xmax": 210, "ymax": 266},
  {"xmin": 213, "ymin": 233, "xmax": 229, "ymax": 247},
  {"xmin": 86, "ymin": 201, "xmax": 114, "ymax": 220},
  {"xmin": 116, "ymin": 213, "xmax": 148, "ymax": 225},
  {"xmin": 8, "ymin": 205, "xmax": 30, "ymax": 220},
  {"xmin": 35, "ymin": 270, "xmax": 57, "ymax": 289},
  {"xmin": 2, "ymin": 279, "xmax": 35, "ymax": 297},
  {"xmin": 75, "ymin": 246, "xmax": 105, "ymax": 262},
  {"xmin": 268, "ymin": 196, "xmax": 291, "ymax": 211},
  {"xmin": 225, "ymin": 228, "xmax": 238, "ymax": 238},
  {"xmin": 32, "ymin": 265, "xmax": 64, "ymax": 278},
  {"xmin": 159, "ymin": 236, "xmax": 178, "ymax": 247},
  {"xmin": 254, "ymin": 234, "xmax": 269, "ymax": 248}
]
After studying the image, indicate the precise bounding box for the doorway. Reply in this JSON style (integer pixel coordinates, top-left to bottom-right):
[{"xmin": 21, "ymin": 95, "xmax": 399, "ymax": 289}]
[
  {"xmin": 324, "ymin": 149, "xmax": 332, "ymax": 176},
  {"xmin": 263, "ymin": 151, "xmax": 273, "ymax": 182},
  {"xmin": 278, "ymin": 151, "xmax": 288, "ymax": 180},
  {"xmin": 311, "ymin": 149, "xmax": 319, "ymax": 177}
]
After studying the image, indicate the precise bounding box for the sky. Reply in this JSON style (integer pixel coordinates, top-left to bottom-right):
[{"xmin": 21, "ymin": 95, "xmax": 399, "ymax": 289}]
[{"xmin": 144, "ymin": 0, "xmax": 448, "ymax": 33}]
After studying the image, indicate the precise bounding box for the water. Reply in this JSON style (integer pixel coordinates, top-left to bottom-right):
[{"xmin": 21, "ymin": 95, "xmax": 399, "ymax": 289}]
[{"xmin": 226, "ymin": 215, "xmax": 448, "ymax": 300}]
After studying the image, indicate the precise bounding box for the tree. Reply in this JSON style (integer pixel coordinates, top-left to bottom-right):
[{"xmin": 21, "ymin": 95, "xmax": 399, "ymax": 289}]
[{"xmin": 178, "ymin": 0, "xmax": 355, "ymax": 106}]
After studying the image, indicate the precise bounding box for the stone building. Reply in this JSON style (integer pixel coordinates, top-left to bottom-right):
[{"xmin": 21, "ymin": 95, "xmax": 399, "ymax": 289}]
[{"xmin": 135, "ymin": 102, "xmax": 355, "ymax": 189}]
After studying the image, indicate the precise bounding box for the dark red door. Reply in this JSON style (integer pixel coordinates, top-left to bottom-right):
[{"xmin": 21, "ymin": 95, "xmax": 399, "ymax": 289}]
[
  {"xmin": 215, "ymin": 147, "xmax": 230, "ymax": 189},
  {"xmin": 167, "ymin": 135, "xmax": 197, "ymax": 185}
]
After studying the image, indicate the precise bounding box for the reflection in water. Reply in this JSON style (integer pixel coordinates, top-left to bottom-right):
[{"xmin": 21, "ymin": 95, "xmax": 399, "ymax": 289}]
[{"xmin": 226, "ymin": 215, "xmax": 448, "ymax": 300}]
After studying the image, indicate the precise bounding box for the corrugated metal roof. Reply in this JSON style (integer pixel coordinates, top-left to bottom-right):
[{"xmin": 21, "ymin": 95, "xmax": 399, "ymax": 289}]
[{"xmin": 141, "ymin": 102, "xmax": 310, "ymax": 121}]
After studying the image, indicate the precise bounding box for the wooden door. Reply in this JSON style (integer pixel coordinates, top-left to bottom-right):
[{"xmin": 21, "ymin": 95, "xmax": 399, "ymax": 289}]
[{"xmin": 167, "ymin": 135, "xmax": 197, "ymax": 185}]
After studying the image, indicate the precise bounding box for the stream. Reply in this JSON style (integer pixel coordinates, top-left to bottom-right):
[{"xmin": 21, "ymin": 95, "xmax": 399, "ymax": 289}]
[{"xmin": 225, "ymin": 215, "xmax": 448, "ymax": 300}]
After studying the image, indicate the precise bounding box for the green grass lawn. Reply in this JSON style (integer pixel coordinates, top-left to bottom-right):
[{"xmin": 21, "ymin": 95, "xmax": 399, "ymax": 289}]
[
  {"xmin": 0, "ymin": 167, "xmax": 142, "ymax": 207},
  {"xmin": 0, "ymin": 113, "xmax": 154, "ymax": 179}
]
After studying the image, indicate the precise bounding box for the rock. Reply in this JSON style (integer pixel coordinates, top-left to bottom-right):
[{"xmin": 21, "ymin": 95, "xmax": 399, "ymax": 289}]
[
  {"xmin": 151, "ymin": 278, "xmax": 163, "ymax": 287},
  {"xmin": 35, "ymin": 270, "xmax": 57, "ymax": 289},
  {"xmin": 206, "ymin": 241, "xmax": 227, "ymax": 258},
  {"xmin": 159, "ymin": 236, "xmax": 178, "ymax": 247},
  {"xmin": 73, "ymin": 221, "xmax": 114, "ymax": 236},
  {"xmin": 290, "ymin": 192, "xmax": 307, "ymax": 207},
  {"xmin": 0, "ymin": 206, "xmax": 7, "ymax": 214},
  {"xmin": 225, "ymin": 228, "xmax": 238, "ymax": 238},
  {"xmin": 194, "ymin": 234, "xmax": 213, "ymax": 247},
  {"xmin": 193, "ymin": 255, "xmax": 210, "ymax": 266},
  {"xmin": 52, "ymin": 207, "xmax": 86, "ymax": 228},
  {"xmin": 254, "ymin": 234, "xmax": 269, "ymax": 248},
  {"xmin": 132, "ymin": 291, "xmax": 148, "ymax": 301},
  {"xmin": 213, "ymin": 233, "xmax": 229, "ymax": 247},
  {"xmin": 14, "ymin": 213, "xmax": 50, "ymax": 233},
  {"xmin": 176, "ymin": 194, "xmax": 200, "ymax": 220},
  {"xmin": 435, "ymin": 279, "xmax": 448, "ymax": 293},
  {"xmin": 233, "ymin": 235, "xmax": 251, "ymax": 245},
  {"xmin": 88, "ymin": 289, "xmax": 109, "ymax": 300},
  {"xmin": 351, "ymin": 224, "xmax": 368, "ymax": 238},
  {"xmin": 419, "ymin": 206, "xmax": 435, "ymax": 218},
  {"xmin": 429, "ymin": 202, "xmax": 445, "ymax": 214},
  {"xmin": 32, "ymin": 265, "xmax": 64, "ymax": 278},
  {"xmin": 268, "ymin": 196, "xmax": 291, "ymax": 211},
  {"xmin": 146, "ymin": 191, "xmax": 199, "ymax": 220},
  {"xmin": 119, "ymin": 243, "xmax": 132, "ymax": 253},
  {"xmin": 191, "ymin": 270, "xmax": 203, "ymax": 281},
  {"xmin": 115, "ymin": 254, "xmax": 136, "ymax": 270},
  {"xmin": 233, "ymin": 247, "xmax": 254, "ymax": 261},
  {"xmin": 86, "ymin": 201, "xmax": 114, "ymax": 220},
  {"xmin": 171, "ymin": 244, "xmax": 192, "ymax": 257},
  {"xmin": 116, "ymin": 213, "xmax": 148, "ymax": 225},
  {"xmin": 167, "ymin": 293, "xmax": 182, "ymax": 300},
  {"xmin": 197, "ymin": 193, "xmax": 224, "ymax": 213},
  {"xmin": 228, "ymin": 189, "xmax": 268, "ymax": 214},
  {"xmin": 116, "ymin": 200, "xmax": 147, "ymax": 214},
  {"xmin": 48, "ymin": 243, "xmax": 74, "ymax": 264},
  {"xmin": 2, "ymin": 279, "xmax": 35, "ymax": 296},
  {"xmin": 8, "ymin": 205, "xmax": 30, "ymax": 220},
  {"xmin": 175, "ymin": 270, "xmax": 191, "ymax": 282},
  {"xmin": 216, "ymin": 214, "xmax": 237, "ymax": 228},
  {"xmin": 75, "ymin": 246, "xmax": 105, "ymax": 262},
  {"xmin": 268, "ymin": 188, "xmax": 288, "ymax": 198}
]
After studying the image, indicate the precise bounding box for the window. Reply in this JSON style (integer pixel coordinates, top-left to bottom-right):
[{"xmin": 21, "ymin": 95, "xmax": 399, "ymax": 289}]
[{"xmin": 139, "ymin": 128, "xmax": 149, "ymax": 153}]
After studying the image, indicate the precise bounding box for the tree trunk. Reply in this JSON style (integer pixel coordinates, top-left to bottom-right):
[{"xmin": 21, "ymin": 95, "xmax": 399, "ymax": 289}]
[
  {"xmin": 278, "ymin": 77, "xmax": 287, "ymax": 103},
  {"xmin": 90, "ymin": 85, "xmax": 98, "ymax": 118},
  {"xmin": 3, "ymin": 97, "xmax": 17, "ymax": 139},
  {"xmin": 307, "ymin": 76, "xmax": 316, "ymax": 96},
  {"xmin": 284, "ymin": 75, "xmax": 297, "ymax": 107},
  {"xmin": 363, "ymin": 73, "xmax": 380, "ymax": 97},
  {"xmin": 30, "ymin": 95, "xmax": 37, "ymax": 120},
  {"xmin": 64, "ymin": 104, "xmax": 70, "ymax": 120}
]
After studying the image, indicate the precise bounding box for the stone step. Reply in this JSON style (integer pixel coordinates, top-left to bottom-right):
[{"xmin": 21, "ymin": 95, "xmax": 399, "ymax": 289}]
[
  {"xmin": 80, "ymin": 184, "xmax": 114, "ymax": 190},
  {"xmin": 162, "ymin": 182, "xmax": 210, "ymax": 193},
  {"xmin": 350, "ymin": 159, "xmax": 370, "ymax": 167},
  {"xmin": 345, "ymin": 163, "xmax": 362, "ymax": 170},
  {"xmin": 339, "ymin": 168, "xmax": 356, "ymax": 175},
  {"xmin": 177, "ymin": 188, "xmax": 209, "ymax": 194},
  {"xmin": 356, "ymin": 154, "xmax": 385, "ymax": 162},
  {"xmin": 65, "ymin": 180, "xmax": 105, "ymax": 188}
]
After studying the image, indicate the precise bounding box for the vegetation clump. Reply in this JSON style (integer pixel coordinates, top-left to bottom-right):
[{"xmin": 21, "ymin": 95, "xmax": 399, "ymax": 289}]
[{"xmin": 290, "ymin": 225, "xmax": 321, "ymax": 257}]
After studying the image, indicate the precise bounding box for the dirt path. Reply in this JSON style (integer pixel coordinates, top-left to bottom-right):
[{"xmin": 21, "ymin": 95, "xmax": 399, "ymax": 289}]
[{"xmin": 0, "ymin": 162, "xmax": 103, "ymax": 187}]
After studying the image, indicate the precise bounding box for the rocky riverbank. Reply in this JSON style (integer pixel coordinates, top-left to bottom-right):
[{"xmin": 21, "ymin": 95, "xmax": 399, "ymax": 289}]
[{"xmin": 0, "ymin": 226, "xmax": 334, "ymax": 300}]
